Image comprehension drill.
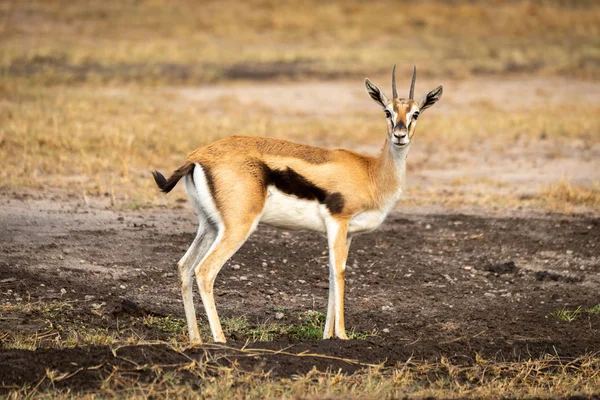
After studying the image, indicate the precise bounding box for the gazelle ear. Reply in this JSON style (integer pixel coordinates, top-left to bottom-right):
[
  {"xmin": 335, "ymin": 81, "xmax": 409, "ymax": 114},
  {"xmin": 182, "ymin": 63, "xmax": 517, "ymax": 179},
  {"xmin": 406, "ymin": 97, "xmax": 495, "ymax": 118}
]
[
  {"xmin": 418, "ymin": 85, "xmax": 443, "ymax": 111},
  {"xmin": 365, "ymin": 78, "xmax": 389, "ymax": 109}
]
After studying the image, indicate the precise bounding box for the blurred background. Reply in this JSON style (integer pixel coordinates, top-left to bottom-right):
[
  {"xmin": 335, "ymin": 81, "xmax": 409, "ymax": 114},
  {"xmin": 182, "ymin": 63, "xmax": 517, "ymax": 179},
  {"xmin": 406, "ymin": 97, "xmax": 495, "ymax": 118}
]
[{"xmin": 0, "ymin": 0, "xmax": 598, "ymax": 212}]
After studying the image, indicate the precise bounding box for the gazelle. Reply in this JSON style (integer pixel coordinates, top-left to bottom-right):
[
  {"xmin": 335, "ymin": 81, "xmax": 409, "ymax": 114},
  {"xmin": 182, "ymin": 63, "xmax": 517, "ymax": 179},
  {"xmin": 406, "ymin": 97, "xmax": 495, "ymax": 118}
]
[{"xmin": 152, "ymin": 66, "xmax": 443, "ymax": 343}]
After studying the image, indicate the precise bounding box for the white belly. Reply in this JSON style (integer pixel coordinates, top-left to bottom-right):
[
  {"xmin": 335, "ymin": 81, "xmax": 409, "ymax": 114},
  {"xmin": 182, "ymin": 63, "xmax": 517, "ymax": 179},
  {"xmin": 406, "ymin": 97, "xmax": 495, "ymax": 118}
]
[{"xmin": 260, "ymin": 187, "xmax": 327, "ymax": 232}]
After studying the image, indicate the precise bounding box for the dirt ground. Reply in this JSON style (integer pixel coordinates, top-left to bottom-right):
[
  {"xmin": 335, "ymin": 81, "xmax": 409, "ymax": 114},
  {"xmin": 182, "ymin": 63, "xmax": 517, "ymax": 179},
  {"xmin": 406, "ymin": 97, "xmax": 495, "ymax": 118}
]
[{"xmin": 0, "ymin": 192, "xmax": 598, "ymax": 393}]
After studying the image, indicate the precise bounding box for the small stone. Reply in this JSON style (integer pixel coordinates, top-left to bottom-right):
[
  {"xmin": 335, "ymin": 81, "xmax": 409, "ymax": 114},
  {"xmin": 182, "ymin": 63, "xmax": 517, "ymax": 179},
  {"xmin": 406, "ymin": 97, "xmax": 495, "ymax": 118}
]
[
  {"xmin": 79, "ymin": 259, "xmax": 85, "ymax": 264},
  {"xmin": 425, "ymin": 224, "xmax": 432, "ymax": 229},
  {"xmin": 240, "ymin": 276, "xmax": 248, "ymax": 281},
  {"xmin": 483, "ymin": 292, "xmax": 496, "ymax": 298},
  {"xmin": 298, "ymin": 280, "xmax": 306, "ymax": 284},
  {"xmin": 84, "ymin": 295, "xmax": 95, "ymax": 301},
  {"xmin": 381, "ymin": 305, "xmax": 391, "ymax": 311},
  {"xmin": 464, "ymin": 266, "xmax": 472, "ymax": 271},
  {"xmin": 60, "ymin": 288, "xmax": 67, "ymax": 295},
  {"xmin": 119, "ymin": 285, "xmax": 126, "ymax": 289},
  {"xmin": 566, "ymin": 250, "xmax": 573, "ymax": 255},
  {"xmin": 232, "ymin": 264, "xmax": 241, "ymax": 270},
  {"xmin": 262, "ymin": 262, "xmax": 268, "ymax": 267},
  {"xmin": 40, "ymin": 283, "xmax": 45, "ymax": 287},
  {"xmin": 383, "ymin": 328, "xmax": 390, "ymax": 333},
  {"xmin": 275, "ymin": 312, "xmax": 284, "ymax": 320},
  {"xmin": 62, "ymin": 248, "xmax": 71, "ymax": 254}
]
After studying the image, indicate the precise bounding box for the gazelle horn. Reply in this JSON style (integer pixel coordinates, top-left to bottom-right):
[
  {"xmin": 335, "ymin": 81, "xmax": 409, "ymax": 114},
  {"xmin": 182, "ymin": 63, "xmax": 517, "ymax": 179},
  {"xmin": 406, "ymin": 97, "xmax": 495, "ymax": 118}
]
[
  {"xmin": 392, "ymin": 64, "xmax": 397, "ymax": 99},
  {"xmin": 409, "ymin": 65, "xmax": 416, "ymax": 100}
]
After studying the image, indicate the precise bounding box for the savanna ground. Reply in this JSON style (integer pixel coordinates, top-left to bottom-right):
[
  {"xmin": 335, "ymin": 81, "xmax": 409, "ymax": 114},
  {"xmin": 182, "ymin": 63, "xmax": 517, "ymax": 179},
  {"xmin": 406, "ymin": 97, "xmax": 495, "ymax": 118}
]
[{"xmin": 1, "ymin": 0, "xmax": 599, "ymax": 398}]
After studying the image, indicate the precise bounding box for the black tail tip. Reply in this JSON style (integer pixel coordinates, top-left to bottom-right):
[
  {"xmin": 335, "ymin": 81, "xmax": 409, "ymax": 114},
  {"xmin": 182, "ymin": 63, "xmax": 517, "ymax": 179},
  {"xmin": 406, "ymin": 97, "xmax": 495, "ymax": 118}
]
[{"xmin": 151, "ymin": 170, "xmax": 169, "ymax": 193}]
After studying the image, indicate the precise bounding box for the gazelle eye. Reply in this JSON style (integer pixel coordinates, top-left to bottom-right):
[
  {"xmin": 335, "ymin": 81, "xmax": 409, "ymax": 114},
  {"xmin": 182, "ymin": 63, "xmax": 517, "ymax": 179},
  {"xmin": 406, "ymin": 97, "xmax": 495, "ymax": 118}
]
[
  {"xmin": 384, "ymin": 110, "xmax": 392, "ymax": 118},
  {"xmin": 412, "ymin": 112, "xmax": 420, "ymax": 120}
]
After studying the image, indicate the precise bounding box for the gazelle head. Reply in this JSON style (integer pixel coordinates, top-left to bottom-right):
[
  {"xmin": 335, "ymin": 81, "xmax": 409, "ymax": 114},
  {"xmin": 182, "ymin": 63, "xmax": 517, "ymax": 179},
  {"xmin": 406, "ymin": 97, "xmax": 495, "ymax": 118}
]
[{"xmin": 365, "ymin": 66, "xmax": 443, "ymax": 148}]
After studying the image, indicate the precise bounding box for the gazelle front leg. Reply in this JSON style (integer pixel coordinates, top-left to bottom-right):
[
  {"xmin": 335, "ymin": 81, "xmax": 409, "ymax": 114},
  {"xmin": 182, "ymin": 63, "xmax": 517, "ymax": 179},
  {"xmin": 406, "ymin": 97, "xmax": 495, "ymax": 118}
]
[{"xmin": 324, "ymin": 218, "xmax": 351, "ymax": 339}]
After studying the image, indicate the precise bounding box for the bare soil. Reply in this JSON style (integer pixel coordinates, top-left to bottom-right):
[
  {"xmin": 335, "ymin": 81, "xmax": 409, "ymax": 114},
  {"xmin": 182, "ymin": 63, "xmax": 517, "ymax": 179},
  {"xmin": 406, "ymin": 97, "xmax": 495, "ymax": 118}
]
[{"xmin": 0, "ymin": 192, "xmax": 598, "ymax": 393}]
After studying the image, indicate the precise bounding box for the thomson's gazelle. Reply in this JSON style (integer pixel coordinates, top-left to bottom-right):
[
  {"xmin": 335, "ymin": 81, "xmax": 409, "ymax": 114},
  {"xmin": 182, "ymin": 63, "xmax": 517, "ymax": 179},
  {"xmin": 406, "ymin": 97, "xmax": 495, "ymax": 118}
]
[{"xmin": 153, "ymin": 66, "xmax": 443, "ymax": 343}]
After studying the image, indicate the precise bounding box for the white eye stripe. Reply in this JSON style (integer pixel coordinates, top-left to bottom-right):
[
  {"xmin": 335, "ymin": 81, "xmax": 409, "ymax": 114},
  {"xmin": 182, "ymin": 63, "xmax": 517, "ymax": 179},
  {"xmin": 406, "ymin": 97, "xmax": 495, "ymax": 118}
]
[{"xmin": 385, "ymin": 107, "xmax": 397, "ymax": 122}]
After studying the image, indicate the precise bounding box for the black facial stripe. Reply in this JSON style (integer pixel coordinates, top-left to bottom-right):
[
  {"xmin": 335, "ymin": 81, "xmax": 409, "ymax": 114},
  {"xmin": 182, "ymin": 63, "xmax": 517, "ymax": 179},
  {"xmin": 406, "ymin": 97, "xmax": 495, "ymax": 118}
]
[{"xmin": 260, "ymin": 164, "xmax": 345, "ymax": 215}]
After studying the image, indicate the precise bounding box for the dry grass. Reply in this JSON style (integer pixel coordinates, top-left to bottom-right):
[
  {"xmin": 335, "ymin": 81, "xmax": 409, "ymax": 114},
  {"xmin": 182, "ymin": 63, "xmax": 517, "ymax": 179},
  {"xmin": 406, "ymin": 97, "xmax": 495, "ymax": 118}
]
[
  {"xmin": 540, "ymin": 180, "xmax": 600, "ymax": 212},
  {"xmin": 4, "ymin": 351, "xmax": 600, "ymax": 399},
  {"xmin": 1, "ymin": 0, "xmax": 599, "ymax": 84},
  {"xmin": 1, "ymin": 0, "xmax": 599, "ymax": 213},
  {"xmin": 1, "ymin": 81, "xmax": 598, "ymax": 212},
  {"xmin": 2, "ymin": 300, "xmax": 599, "ymax": 398}
]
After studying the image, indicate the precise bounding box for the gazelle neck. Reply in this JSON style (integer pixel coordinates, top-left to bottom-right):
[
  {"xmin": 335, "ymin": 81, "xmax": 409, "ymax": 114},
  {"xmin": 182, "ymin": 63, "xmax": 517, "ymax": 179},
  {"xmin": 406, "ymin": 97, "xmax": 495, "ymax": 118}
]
[{"xmin": 371, "ymin": 137, "xmax": 409, "ymax": 204}]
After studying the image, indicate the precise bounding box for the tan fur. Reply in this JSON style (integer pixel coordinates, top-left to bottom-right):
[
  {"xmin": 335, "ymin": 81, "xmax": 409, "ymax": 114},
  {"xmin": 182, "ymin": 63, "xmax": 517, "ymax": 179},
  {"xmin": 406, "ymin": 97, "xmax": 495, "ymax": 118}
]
[
  {"xmin": 392, "ymin": 99, "xmax": 414, "ymax": 127},
  {"xmin": 186, "ymin": 136, "xmax": 400, "ymax": 223}
]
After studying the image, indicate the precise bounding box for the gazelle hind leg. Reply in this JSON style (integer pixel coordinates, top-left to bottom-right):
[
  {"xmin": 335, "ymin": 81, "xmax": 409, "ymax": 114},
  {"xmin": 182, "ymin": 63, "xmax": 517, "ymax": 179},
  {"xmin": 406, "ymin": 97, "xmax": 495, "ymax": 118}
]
[
  {"xmin": 188, "ymin": 162, "xmax": 267, "ymax": 342},
  {"xmin": 194, "ymin": 216, "xmax": 261, "ymax": 343},
  {"xmin": 178, "ymin": 172, "xmax": 218, "ymax": 343},
  {"xmin": 178, "ymin": 216, "xmax": 217, "ymax": 343}
]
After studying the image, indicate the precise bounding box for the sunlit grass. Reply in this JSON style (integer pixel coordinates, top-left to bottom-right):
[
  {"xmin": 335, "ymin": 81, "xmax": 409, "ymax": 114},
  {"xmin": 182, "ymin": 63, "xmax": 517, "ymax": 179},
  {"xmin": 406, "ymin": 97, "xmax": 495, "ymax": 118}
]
[
  {"xmin": 540, "ymin": 180, "xmax": 600, "ymax": 212},
  {"xmin": 5, "ymin": 352, "xmax": 600, "ymax": 399},
  {"xmin": 0, "ymin": 0, "xmax": 598, "ymax": 214},
  {"xmin": 1, "ymin": 0, "xmax": 599, "ymax": 83},
  {"xmin": 1, "ymin": 82, "xmax": 598, "ymax": 213},
  {"xmin": 1, "ymin": 301, "xmax": 598, "ymax": 397},
  {"xmin": 551, "ymin": 307, "xmax": 583, "ymax": 323}
]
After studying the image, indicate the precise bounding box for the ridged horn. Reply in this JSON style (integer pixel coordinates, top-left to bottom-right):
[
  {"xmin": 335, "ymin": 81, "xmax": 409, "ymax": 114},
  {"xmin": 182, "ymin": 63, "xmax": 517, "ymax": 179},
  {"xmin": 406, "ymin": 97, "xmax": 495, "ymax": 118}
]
[
  {"xmin": 392, "ymin": 64, "xmax": 397, "ymax": 99},
  {"xmin": 409, "ymin": 65, "xmax": 416, "ymax": 100}
]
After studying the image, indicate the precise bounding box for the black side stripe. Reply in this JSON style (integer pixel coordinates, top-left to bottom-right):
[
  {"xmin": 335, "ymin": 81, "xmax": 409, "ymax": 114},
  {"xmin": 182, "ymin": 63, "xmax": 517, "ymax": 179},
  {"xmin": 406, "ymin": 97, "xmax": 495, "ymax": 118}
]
[{"xmin": 261, "ymin": 164, "xmax": 345, "ymax": 215}]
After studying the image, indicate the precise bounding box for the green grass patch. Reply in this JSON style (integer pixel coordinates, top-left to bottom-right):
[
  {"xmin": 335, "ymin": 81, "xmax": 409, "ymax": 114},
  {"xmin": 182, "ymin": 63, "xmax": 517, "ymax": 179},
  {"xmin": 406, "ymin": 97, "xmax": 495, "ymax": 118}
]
[
  {"xmin": 586, "ymin": 304, "xmax": 600, "ymax": 315},
  {"xmin": 141, "ymin": 312, "xmax": 374, "ymax": 342},
  {"xmin": 143, "ymin": 315, "xmax": 188, "ymax": 335},
  {"xmin": 551, "ymin": 306, "xmax": 582, "ymax": 322},
  {"xmin": 551, "ymin": 304, "xmax": 600, "ymax": 322},
  {"xmin": 287, "ymin": 311, "xmax": 326, "ymax": 340}
]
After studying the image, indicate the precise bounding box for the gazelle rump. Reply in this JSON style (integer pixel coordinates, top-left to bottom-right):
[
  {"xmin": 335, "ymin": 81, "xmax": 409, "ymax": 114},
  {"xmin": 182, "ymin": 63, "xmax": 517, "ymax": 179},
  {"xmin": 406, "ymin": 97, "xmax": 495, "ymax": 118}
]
[{"xmin": 152, "ymin": 66, "xmax": 443, "ymax": 343}]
